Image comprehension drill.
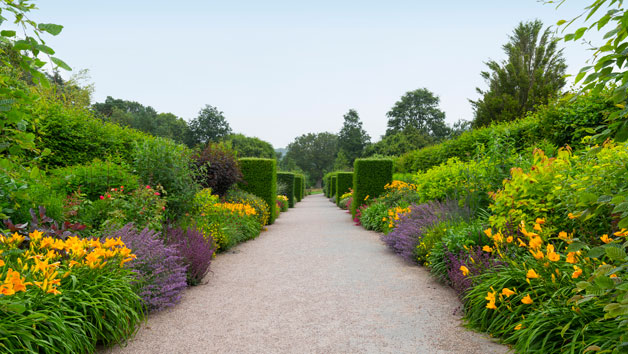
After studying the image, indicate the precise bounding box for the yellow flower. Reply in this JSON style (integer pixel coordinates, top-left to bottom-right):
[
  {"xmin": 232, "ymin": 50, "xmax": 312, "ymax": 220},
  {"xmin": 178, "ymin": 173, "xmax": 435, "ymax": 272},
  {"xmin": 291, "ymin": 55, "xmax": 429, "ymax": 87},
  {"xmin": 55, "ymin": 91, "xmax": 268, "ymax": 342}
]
[
  {"xmin": 535, "ymin": 218, "xmax": 545, "ymax": 225},
  {"xmin": 613, "ymin": 228, "xmax": 628, "ymax": 237},
  {"xmin": 528, "ymin": 237, "xmax": 543, "ymax": 250},
  {"xmin": 600, "ymin": 234, "xmax": 612, "ymax": 244},
  {"xmin": 364, "ymin": 195, "xmax": 369, "ymax": 201},
  {"xmin": 482, "ymin": 245, "xmax": 493, "ymax": 253},
  {"xmin": 518, "ymin": 238, "xmax": 527, "ymax": 247},
  {"xmin": 572, "ymin": 266, "xmax": 583, "ymax": 279},
  {"xmin": 506, "ymin": 236, "xmax": 513, "ymax": 243},
  {"xmin": 533, "ymin": 223, "xmax": 542, "ymax": 232},
  {"xmin": 521, "ymin": 294, "xmax": 533, "ymax": 305},
  {"xmin": 460, "ymin": 266, "xmax": 470, "ymax": 276},
  {"xmin": 501, "ymin": 288, "xmax": 516, "ymax": 297},
  {"xmin": 547, "ymin": 252, "xmax": 560, "ymax": 262},
  {"xmin": 568, "ymin": 212, "xmax": 577, "ymax": 219},
  {"xmin": 484, "ymin": 228, "xmax": 492, "ymax": 238},
  {"xmin": 566, "ymin": 252, "xmax": 576, "ymax": 264},
  {"xmin": 485, "ymin": 291, "xmax": 496, "ymax": 302},
  {"xmin": 514, "ymin": 324, "xmax": 523, "ymax": 330},
  {"xmin": 0, "ymin": 259, "xmax": 4, "ymax": 267},
  {"xmin": 486, "ymin": 301, "xmax": 497, "ymax": 310},
  {"xmin": 526, "ymin": 269, "xmax": 540, "ymax": 279},
  {"xmin": 531, "ymin": 250, "xmax": 544, "ymax": 260}
]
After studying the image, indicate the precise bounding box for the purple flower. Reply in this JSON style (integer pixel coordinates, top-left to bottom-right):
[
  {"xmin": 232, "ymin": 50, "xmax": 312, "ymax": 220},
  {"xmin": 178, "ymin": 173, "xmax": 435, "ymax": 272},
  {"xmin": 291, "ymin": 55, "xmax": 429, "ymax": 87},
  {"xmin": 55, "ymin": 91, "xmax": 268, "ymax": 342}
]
[
  {"xmin": 446, "ymin": 246, "xmax": 502, "ymax": 296},
  {"xmin": 165, "ymin": 226, "xmax": 215, "ymax": 286}
]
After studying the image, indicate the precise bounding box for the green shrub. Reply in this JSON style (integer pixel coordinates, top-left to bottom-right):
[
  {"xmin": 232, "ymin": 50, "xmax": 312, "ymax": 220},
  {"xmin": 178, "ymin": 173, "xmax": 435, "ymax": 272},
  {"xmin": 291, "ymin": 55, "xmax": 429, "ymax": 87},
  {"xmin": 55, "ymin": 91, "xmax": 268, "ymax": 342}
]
[
  {"xmin": 323, "ymin": 172, "xmax": 334, "ymax": 197},
  {"xmin": 329, "ymin": 174, "xmax": 337, "ymax": 200},
  {"xmin": 48, "ymin": 159, "xmax": 139, "ymax": 201},
  {"xmin": 335, "ymin": 172, "xmax": 353, "ymax": 205},
  {"xmin": 224, "ymin": 188, "xmax": 271, "ymax": 226},
  {"xmin": 132, "ymin": 137, "xmax": 199, "ymax": 219},
  {"xmin": 294, "ymin": 175, "xmax": 304, "ymax": 202},
  {"xmin": 11, "ymin": 176, "xmax": 65, "ymax": 224},
  {"xmin": 359, "ymin": 201, "xmax": 389, "ymax": 232},
  {"xmin": 351, "ymin": 158, "xmax": 393, "ymax": 217},
  {"xmin": 238, "ymin": 158, "xmax": 277, "ymax": 224},
  {"xmin": 277, "ymin": 172, "xmax": 295, "ymax": 208}
]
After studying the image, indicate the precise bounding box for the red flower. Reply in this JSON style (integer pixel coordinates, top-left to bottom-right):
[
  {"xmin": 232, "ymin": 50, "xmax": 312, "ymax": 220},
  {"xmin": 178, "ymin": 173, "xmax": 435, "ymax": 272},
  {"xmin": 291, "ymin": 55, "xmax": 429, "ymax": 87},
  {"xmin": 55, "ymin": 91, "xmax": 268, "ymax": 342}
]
[
  {"xmin": 146, "ymin": 185, "xmax": 151, "ymax": 189},
  {"xmin": 154, "ymin": 192, "xmax": 160, "ymax": 196},
  {"xmin": 99, "ymin": 195, "xmax": 105, "ymax": 200}
]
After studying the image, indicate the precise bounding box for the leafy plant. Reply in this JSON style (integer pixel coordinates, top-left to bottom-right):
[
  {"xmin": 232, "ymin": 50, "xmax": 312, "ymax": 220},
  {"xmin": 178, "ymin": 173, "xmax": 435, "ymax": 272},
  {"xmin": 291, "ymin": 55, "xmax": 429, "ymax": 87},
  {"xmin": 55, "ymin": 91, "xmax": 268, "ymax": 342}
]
[
  {"xmin": 193, "ymin": 142, "xmax": 242, "ymax": 197},
  {"xmin": 165, "ymin": 226, "xmax": 215, "ymax": 286}
]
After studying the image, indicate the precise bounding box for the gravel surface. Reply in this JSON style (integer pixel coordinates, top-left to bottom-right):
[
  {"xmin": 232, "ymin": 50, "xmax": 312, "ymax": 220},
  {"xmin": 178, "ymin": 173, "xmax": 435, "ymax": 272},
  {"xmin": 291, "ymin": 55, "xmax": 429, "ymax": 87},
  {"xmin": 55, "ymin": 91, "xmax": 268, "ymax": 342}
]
[{"xmin": 103, "ymin": 194, "xmax": 508, "ymax": 354}]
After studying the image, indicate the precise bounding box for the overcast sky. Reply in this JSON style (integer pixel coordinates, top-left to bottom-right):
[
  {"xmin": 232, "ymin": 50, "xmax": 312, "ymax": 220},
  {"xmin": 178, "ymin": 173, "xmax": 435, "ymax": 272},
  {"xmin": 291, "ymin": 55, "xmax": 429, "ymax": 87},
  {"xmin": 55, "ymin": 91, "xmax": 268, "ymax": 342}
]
[{"xmin": 34, "ymin": 0, "xmax": 596, "ymax": 148}]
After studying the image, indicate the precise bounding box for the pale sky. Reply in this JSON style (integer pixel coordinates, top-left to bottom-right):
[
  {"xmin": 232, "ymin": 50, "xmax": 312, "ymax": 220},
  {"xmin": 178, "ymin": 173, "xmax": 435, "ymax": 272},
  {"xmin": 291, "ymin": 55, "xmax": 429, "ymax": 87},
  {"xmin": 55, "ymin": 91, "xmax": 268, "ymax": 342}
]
[{"xmin": 32, "ymin": 1, "xmax": 597, "ymax": 148}]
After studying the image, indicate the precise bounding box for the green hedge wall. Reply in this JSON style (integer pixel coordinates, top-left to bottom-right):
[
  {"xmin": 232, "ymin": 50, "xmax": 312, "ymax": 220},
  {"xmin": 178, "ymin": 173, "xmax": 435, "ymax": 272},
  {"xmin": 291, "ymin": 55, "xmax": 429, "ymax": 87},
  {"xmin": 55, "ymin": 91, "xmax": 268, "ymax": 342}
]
[
  {"xmin": 277, "ymin": 172, "xmax": 295, "ymax": 208},
  {"xmin": 238, "ymin": 158, "xmax": 277, "ymax": 224},
  {"xmin": 330, "ymin": 174, "xmax": 337, "ymax": 199},
  {"xmin": 335, "ymin": 172, "xmax": 353, "ymax": 205},
  {"xmin": 294, "ymin": 175, "xmax": 304, "ymax": 202},
  {"xmin": 351, "ymin": 159, "xmax": 393, "ymax": 217},
  {"xmin": 323, "ymin": 172, "xmax": 333, "ymax": 197}
]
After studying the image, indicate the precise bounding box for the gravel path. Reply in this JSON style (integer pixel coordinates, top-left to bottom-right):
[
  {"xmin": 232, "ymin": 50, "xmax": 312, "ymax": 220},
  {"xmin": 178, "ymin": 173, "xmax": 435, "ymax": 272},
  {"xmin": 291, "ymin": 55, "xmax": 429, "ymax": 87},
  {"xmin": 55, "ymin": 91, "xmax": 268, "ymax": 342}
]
[{"xmin": 104, "ymin": 194, "xmax": 508, "ymax": 354}]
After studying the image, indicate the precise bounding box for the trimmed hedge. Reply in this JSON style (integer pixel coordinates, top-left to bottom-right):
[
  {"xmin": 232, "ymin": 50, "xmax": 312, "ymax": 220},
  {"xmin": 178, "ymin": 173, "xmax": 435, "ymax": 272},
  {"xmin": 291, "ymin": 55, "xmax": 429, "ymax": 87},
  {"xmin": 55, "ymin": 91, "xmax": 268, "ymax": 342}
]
[
  {"xmin": 294, "ymin": 175, "xmax": 304, "ymax": 202},
  {"xmin": 238, "ymin": 158, "xmax": 277, "ymax": 224},
  {"xmin": 277, "ymin": 172, "xmax": 296, "ymax": 208},
  {"xmin": 323, "ymin": 172, "xmax": 333, "ymax": 197},
  {"xmin": 351, "ymin": 158, "xmax": 393, "ymax": 217},
  {"xmin": 330, "ymin": 174, "xmax": 337, "ymax": 199},
  {"xmin": 335, "ymin": 172, "xmax": 353, "ymax": 205}
]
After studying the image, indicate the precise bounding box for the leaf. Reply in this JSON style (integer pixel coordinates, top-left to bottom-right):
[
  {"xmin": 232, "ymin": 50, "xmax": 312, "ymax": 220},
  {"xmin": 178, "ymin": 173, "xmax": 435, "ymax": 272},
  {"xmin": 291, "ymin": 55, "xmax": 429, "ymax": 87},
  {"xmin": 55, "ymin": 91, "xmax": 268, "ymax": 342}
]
[
  {"xmin": 587, "ymin": 246, "xmax": 606, "ymax": 259},
  {"xmin": 584, "ymin": 345, "xmax": 601, "ymax": 353},
  {"xmin": 580, "ymin": 192, "xmax": 598, "ymax": 204},
  {"xmin": 3, "ymin": 302, "xmax": 26, "ymax": 314},
  {"xmin": 605, "ymin": 246, "xmax": 627, "ymax": 261},
  {"xmin": 37, "ymin": 23, "xmax": 63, "ymax": 36},
  {"xmin": 613, "ymin": 202, "xmax": 628, "ymax": 214},
  {"xmin": 576, "ymin": 281, "xmax": 591, "ymax": 290},
  {"xmin": 1, "ymin": 30, "xmax": 16, "ymax": 37},
  {"xmin": 51, "ymin": 57, "xmax": 71, "ymax": 71},
  {"xmin": 597, "ymin": 195, "xmax": 613, "ymax": 203},
  {"xmin": 574, "ymin": 27, "xmax": 588, "ymax": 40},
  {"xmin": 557, "ymin": 19, "xmax": 567, "ymax": 26},
  {"xmin": 618, "ymin": 216, "xmax": 628, "ymax": 229},
  {"xmin": 29, "ymin": 166, "xmax": 40, "ymax": 180},
  {"xmin": 567, "ymin": 241, "xmax": 587, "ymax": 252},
  {"xmin": 575, "ymin": 71, "xmax": 587, "ymax": 83}
]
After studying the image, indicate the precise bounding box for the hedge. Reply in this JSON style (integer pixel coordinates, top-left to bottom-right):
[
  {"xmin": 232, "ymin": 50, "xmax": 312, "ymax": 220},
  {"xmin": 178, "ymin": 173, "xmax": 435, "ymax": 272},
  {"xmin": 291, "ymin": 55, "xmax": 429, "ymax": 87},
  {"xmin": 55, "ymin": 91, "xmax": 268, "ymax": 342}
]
[
  {"xmin": 351, "ymin": 158, "xmax": 393, "ymax": 217},
  {"xmin": 294, "ymin": 175, "xmax": 304, "ymax": 202},
  {"xmin": 335, "ymin": 172, "xmax": 353, "ymax": 205},
  {"xmin": 395, "ymin": 91, "xmax": 616, "ymax": 173},
  {"xmin": 277, "ymin": 172, "xmax": 295, "ymax": 208},
  {"xmin": 329, "ymin": 174, "xmax": 337, "ymax": 199},
  {"xmin": 323, "ymin": 172, "xmax": 333, "ymax": 197},
  {"xmin": 238, "ymin": 158, "xmax": 277, "ymax": 224}
]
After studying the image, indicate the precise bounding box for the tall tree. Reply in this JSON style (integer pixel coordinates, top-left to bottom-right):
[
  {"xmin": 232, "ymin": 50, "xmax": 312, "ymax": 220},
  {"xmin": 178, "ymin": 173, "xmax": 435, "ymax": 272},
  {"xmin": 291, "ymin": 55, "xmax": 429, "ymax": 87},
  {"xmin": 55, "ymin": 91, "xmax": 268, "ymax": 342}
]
[
  {"xmin": 337, "ymin": 109, "xmax": 370, "ymax": 165},
  {"xmin": 385, "ymin": 88, "xmax": 449, "ymax": 139},
  {"xmin": 187, "ymin": 104, "xmax": 232, "ymax": 147},
  {"xmin": 222, "ymin": 133, "xmax": 275, "ymax": 159},
  {"xmin": 284, "ymin": 132, "xmax": 338, "ymax": 187},
  {"xmin": 470, "ymin": 20, "xmax": 567, "ymax": 127}
]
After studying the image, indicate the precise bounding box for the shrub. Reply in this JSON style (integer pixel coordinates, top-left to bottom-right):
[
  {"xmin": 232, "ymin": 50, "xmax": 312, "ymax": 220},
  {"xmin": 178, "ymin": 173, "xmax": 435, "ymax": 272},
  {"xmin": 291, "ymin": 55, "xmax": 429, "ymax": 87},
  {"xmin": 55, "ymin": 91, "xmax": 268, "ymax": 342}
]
[
  {"xmin": 323, "ymin": 172, "xmax": 334, "ymax": 197},
  {"xmin": 193, "ymin": 142, "xmax": 242, "ymax": 197},
  {"xmin": 329, "ymin": 174, "xmax": 337, "ymax": 200},
  {"xmin": 104, "ymin": 224, "xmax": 188, "ymax": 312},
  {"xmin": 277, "ymin": 195, "xmax": 289, "ymax": 212},
  {"xmin": 48, "ymin": 159, "xmax": 139, "ymax": 201},
  {"xmin": 335, "ymin": 172, "xmax": 353, "ymax": 205},
  {"xmin": 294, "ymin": 174, "xmax": 304, "ymax": 202},
  {"xmin": 224, "ymin": 188, "xmax": 271, "ymax": 226},
  {"xmin": 351, "ymin": 158, "xmax": 393, "ymax": 217},
  {"xmin": 359, "ymin": 201, "xmax": 389, "ymax": 232},
  {"xmin": 277, "ymin": 172, "xmax": 295, "ymax": 208},
  {"xmin": 11, "ymin": 177, "xmax": 66, "ymax": 225},
  {"xmin": 132, "ymin": 137, "xmax": 199, "ymax": 219},
  {"xmin": 238, "ymin": 158, "xmax": 277, "ymax": 224},
  {"xmin": 165, "ymin": 226, "xmax": 215, "ymax": 286}
]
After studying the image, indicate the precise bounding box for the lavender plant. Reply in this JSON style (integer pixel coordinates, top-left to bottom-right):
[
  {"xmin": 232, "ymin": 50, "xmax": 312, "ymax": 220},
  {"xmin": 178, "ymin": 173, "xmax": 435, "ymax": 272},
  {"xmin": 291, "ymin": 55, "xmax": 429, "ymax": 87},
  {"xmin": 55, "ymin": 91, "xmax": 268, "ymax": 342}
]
[
  {"xmin": 166, "ymin": 226, "xmax": 215, "ymax": 286},
  {"xmin": 105, "ymin": 224, "xmax": 188, "ymax": 312}
]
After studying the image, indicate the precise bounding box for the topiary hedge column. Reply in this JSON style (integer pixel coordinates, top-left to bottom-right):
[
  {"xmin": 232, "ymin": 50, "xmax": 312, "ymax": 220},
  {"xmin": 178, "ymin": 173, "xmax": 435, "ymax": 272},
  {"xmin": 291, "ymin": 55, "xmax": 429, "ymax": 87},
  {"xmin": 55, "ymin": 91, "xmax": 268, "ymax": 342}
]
[
  {"xmin": 238, "ymin": 158, "xmax": 277, "ymax": 224},
  {"xmin": 294, "ymin": 175, "xmax": 303, "ymax": 202},
  {"xmin": 351, "ymin": 158, "xmax": 393, "ymax": 217},
  {"xmin": 277, "ymin": 172, "xmax": 296, "ymax": 208},
  {"xmin": 335, "ymin": 172, "xmax": 353, "ymax": 206},
  {"xmin": 330, "ymin": 174, "xmax": 337, "ymax": 200}
]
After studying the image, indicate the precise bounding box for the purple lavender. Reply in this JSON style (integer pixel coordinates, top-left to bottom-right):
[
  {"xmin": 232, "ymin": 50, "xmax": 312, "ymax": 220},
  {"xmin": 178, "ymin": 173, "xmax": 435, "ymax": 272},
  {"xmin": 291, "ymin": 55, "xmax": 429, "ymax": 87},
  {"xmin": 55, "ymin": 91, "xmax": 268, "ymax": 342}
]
[
  {"xmin": 381, "ymin": 200, "xmax": 465, "ymax": 262},
  {"xmin": 166, "ymin": 226, "xmax": 215, "ymax": 286},
  {"xmin": 446, "ymin": 246, "xmax": 502, "ymax": 296},
  {"xmin": 105, "ymin": 224, "xmax": 188, "ymax": 312}
]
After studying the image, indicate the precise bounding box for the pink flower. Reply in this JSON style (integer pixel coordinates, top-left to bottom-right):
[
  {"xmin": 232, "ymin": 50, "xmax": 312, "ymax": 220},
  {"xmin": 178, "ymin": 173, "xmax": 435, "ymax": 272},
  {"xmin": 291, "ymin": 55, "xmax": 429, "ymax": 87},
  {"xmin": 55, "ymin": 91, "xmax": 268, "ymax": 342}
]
[
  {"xmin": 99, "ymin": 195, "xmax": 104, "ymax": 200},
  {"xmin": 146, "ymin": 185, "xmax": 151, "ymax": 189},
  {"xmin": 107, "ymin": 194, "xmax": 111, "ymax": 198},
  {"xmin": 154, "ymin": 192, "xmax": 160, "ymax": 196},
  {"xmin": 162, "ymin": 206, "xmax": 166, "ymax": 210}
]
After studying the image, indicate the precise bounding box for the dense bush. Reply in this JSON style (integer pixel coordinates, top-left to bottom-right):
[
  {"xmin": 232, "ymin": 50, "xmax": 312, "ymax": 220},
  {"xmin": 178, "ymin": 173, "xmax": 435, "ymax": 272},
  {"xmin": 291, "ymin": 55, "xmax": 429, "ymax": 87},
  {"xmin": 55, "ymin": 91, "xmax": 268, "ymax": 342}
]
[
  {"xmin": 48, "ymin": 159, "xmax": 139, "ymax": 201},
  {"xmin": 277, "ymin": 172, "xmax": 295, "ymax": 208},
  {"xmin": 335, "ymin": 172, "xmax": 353, "ymax": 205},
  {"xmin": 224, "ymin": 188, "xmax": 271, "ymax": 226},
  {"xmin": 132, "ymin": 137, "xmax": 199, "ymax": 219},
  {"xmin": 165, "ymin": 226, "xmax": 215, "ymax": 286},
  {"xmin": 329, "ymin": 174, "xmax": 337, "ymax": 200},
  {"xmin": 0, "ymin": 229, "xmax": 143, "ymax": 352},
  {"xmin": 294, "ymin": 174, "xmax": 304, "ymax": 202},
  {"xmin": 105, "ymin": 224, "xmax": 188, "ymax": 312},
  {"xmin": 351, "ymin": 158, "xmax": 393, "ymax": 217},
  {"xmin": 193, "ymin": 142, "xmax": 242, "ymax": 197},
  {"xmin": 277, "ymin": 195, "xmax": 289, "ymax": 212},
  {"xmin": 238, "ymin": 158, "xmax": 277, "ymax": 224},
  {"xmin": 323, "ymin": 172, "xmax": 333, "ymax": 197}
]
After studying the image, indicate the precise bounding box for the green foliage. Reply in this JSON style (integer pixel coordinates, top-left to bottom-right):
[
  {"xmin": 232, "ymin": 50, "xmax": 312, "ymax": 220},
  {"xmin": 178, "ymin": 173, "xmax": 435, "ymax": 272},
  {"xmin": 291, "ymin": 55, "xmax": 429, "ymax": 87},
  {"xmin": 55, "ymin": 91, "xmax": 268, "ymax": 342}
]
[
  {"xmin": 351, "ymin": 158, "xmax": 393, "ymax": 217},
  {"xmin": 365, "ymin": 129, "xmax": 434, "ymax": 157},
  {"xmin": 329, "ymin": 174, "xmax": 337, "ymax": 200},
  {"xmin": 132, "ymin": 137, "xmax": 199, "ymax": 219},
  {"xmin": 335, "ymin": 172, "xmax": 353, "ymax": 205},
  {"xmin": 48, "ymin": 159, "xmax": 139, "ymax": 201},
  {"xmin": 284, "ymin": 132, "xmax": 338, "ymax": 186},
  {"xmin": 193, "ymin": 142, "xmax": 242, "ymax": 197},
  {"xmin": 224, "ymin": 188, "xmax": 271, "ymax": 227},
  {"xmin": 386, "ymin": 88, "xmax": 449, "ymax": 139},
  {"xmin": 237, "ymin": 158, "xmax": 277, "ymax": 224},
  {"xmin": 187, "ymin": 104, "xmax": 232, "ymax": 147},
  {"xmin": 471, "ymin": 20, "xmax": 567, "ymax": 127},
  {"xmin": 294, "ymin": 174, "xmax": 304, "ymax": 202},
  {"xmin": 277, "ymin": 172, "xmax": 295, "ymax": 208},
  {"xmin": 359, "ymin": 201, "xmax": 389, "ymax": 231},
  {"xmin": 222, "ymin": 133, "xmax": 275, "ymax": 159},
  {"xmin": 337, "ymin": 109, "xmax": 370, "ymax": 164}
]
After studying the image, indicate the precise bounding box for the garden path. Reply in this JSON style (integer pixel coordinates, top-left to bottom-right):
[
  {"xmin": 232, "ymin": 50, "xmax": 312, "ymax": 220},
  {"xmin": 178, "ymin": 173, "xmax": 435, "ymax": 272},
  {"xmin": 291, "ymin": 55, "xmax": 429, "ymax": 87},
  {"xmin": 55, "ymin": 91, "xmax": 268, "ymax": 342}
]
[{"xmin": 104, "ymin": 194, "xmax": 507, "ymax": 354}]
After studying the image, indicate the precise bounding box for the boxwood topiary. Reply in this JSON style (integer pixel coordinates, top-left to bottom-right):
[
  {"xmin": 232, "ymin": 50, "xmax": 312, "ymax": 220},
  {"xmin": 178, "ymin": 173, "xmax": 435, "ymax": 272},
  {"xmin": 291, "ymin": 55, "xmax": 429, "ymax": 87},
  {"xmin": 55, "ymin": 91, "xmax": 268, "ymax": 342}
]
[
  {"xmin": 277, "ymin": 172, "xmax": 295, "ymax": 208},
  {"xmin": 294, "ymin": 175, "xmax": 304, "ymax": 202},
  {"xmin": 237, "ymin": 158, "xmax": 277, "ymax": 224},
  {"xmin": 335, "ymin": 172, "xmax": 353, "ymax": 205},
  {"xmin": 351, "ymin": 158, "xmax": 393, "ymax": 217},
  {"xmin": 330, "ymin": 174, "xmax": 337, "ymax": 200}
]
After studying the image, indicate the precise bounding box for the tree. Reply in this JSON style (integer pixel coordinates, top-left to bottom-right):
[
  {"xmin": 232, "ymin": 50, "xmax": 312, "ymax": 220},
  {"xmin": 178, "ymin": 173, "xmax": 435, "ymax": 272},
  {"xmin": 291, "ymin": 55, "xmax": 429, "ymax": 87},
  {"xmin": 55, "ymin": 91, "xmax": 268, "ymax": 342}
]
[
  {"xmin": 385, "ymin": 88, "xmax": 449, "ymax": 139},
  {"xmin": 284, "ymin": 132, "xmax": 338, "ymax": 187},
  {"xmin": 550, "ymin": 0, "xmax": 628, "ymax": 141},
  {"xmin": 187, "ymin": 105, "xmax": 232, "ymax": 147},
  {"xmin": 222, "ymin": 134, "xmax": 275, "ymax": 159},
  {"xmin": 471, "ymin": 20, "xmax": 567, "ymax": 127},
  {"xmin": 364, "ymin": 129, "xmax": 433, "ymax": 157},
  {"xmin": 337, "ymin": 109, "xmax": 370, "ymax": 165}
]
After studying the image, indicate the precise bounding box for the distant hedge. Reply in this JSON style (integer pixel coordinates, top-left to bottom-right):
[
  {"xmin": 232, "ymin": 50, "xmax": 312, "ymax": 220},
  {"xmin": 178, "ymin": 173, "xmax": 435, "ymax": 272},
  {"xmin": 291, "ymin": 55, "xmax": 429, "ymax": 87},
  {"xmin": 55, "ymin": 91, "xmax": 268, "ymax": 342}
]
[
  {"xmin": 323, "ymin": 172, "xmax": 333, "ymax": 197},
  {"xmin": 294, "ymin": 175, "xmax": 304, "ymax": 202},
  {"xmin": 335, "ymin": 172, "xmax": 353, "ymax": 205},
  {"xmin": 395, "ymin": 92, "xmax": 616, "ymax": 173},
  {"xmin": 238, "ymin": 158, "xmax": 277, "ymax": 224},
  {"xmin": 330, "ymin": 174, "xmax": 337, "ymax": 199},
  {"xmin": 277, "ymin": 172, "xmax": 295, "ymax": 208},
  {"xmin": 351, "ymin": 159, "xmax": 393, "ymax": 217}
]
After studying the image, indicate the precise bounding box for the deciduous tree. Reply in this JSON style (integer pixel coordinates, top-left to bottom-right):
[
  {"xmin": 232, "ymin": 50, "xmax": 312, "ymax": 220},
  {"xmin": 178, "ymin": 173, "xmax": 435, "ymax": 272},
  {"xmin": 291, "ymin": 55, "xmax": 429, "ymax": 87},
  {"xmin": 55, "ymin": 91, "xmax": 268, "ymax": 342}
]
[
  {"xmin": 337, "ymin": 109, "xmax": 370, "ymax": 164},
  {"xmin": 284, "ymin": 132, "xmax": 338, "ymax": 187},
  {"xmin": 386, "ymin": 88, "xmax": 449, "ymax": 139}
]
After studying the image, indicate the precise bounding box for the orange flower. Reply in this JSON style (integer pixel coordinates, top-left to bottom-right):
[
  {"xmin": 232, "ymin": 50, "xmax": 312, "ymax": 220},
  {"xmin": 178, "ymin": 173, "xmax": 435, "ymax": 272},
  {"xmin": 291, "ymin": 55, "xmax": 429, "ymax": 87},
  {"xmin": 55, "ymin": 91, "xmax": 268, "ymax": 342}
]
[
  {"xmin": 535, "ymin": 218, "xmax": 545, "ymax": 225},
  {"xmin": 506, "ymin": 236, "xmax": 513, "ymax": 243},
  {"xmin": 521, "ymin": 294, "xmax": 533, "ymax": 305},
  {"xmin": 526, "ymin": 269, "xmax": 540, "ymax": 279},
  {"xmin": 568, "ymin": 212, "xmax": 577, "ymax": 219},
  {"xmin": 482, "ymin": 245, "xmax": 493, "ymax": 253},
  {"xmin": 501, "ymin": 288, "xmax": 516, "ymax": 297},
  {"xmin": 572, "ymin": 266, "xmax": 583, "ymax": 279},
  {"xmin": 460, "ymin": 266, "xmax": 470, "ymax": 276},
  {"xmin": 566, "ymin": 252, "xmax": 577, "ymax": 264},
  {"xmin": 484, "ymin": 228, "xmax": 492, "ymax": 238},
  {"xmin": 518, "ymin": 238, "xmax": 527, "ymax": 247},
  {"xmin": 531, "ymin": 250, "xmax": 544, "ymax": 260},
  {"xmin": 514, "ymin": 324, "xmax": 523, "ymax": 330},
  {"xmin": 600, "ymin": 234, "xmax": 612, "ymax": 244},
  {"xmin": 529, "ymin": 237, "xmax": 543, "ymax": 250},
  {"xmin": 533, "ymin": 223, "xmax": 543, "ymax": 232}
]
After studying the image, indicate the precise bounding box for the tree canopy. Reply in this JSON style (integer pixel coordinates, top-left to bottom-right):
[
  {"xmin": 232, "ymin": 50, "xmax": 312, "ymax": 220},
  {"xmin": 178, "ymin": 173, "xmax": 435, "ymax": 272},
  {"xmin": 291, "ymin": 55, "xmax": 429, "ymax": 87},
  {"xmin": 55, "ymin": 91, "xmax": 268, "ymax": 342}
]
[
  {"xmin": 385, "ymin": 88, "xmax": 449, "ymax": 139},
  {"xmin": 187, "ymin": 105, "xmax": 232, "ymax": 147},
  {"xmin": 470, "ymin": 20, "xmax": 567, "ymax": 127},
  {"xmin": 337, "ymin": 109, "xmax": 370, "ymax": 165},
  {"xmin": 222, "ymin": 134, "xmax": 275, "ymax": 159},
  {"xmin": 283, "ymin": 132, "xmax": 338, "ymax": 186}
]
